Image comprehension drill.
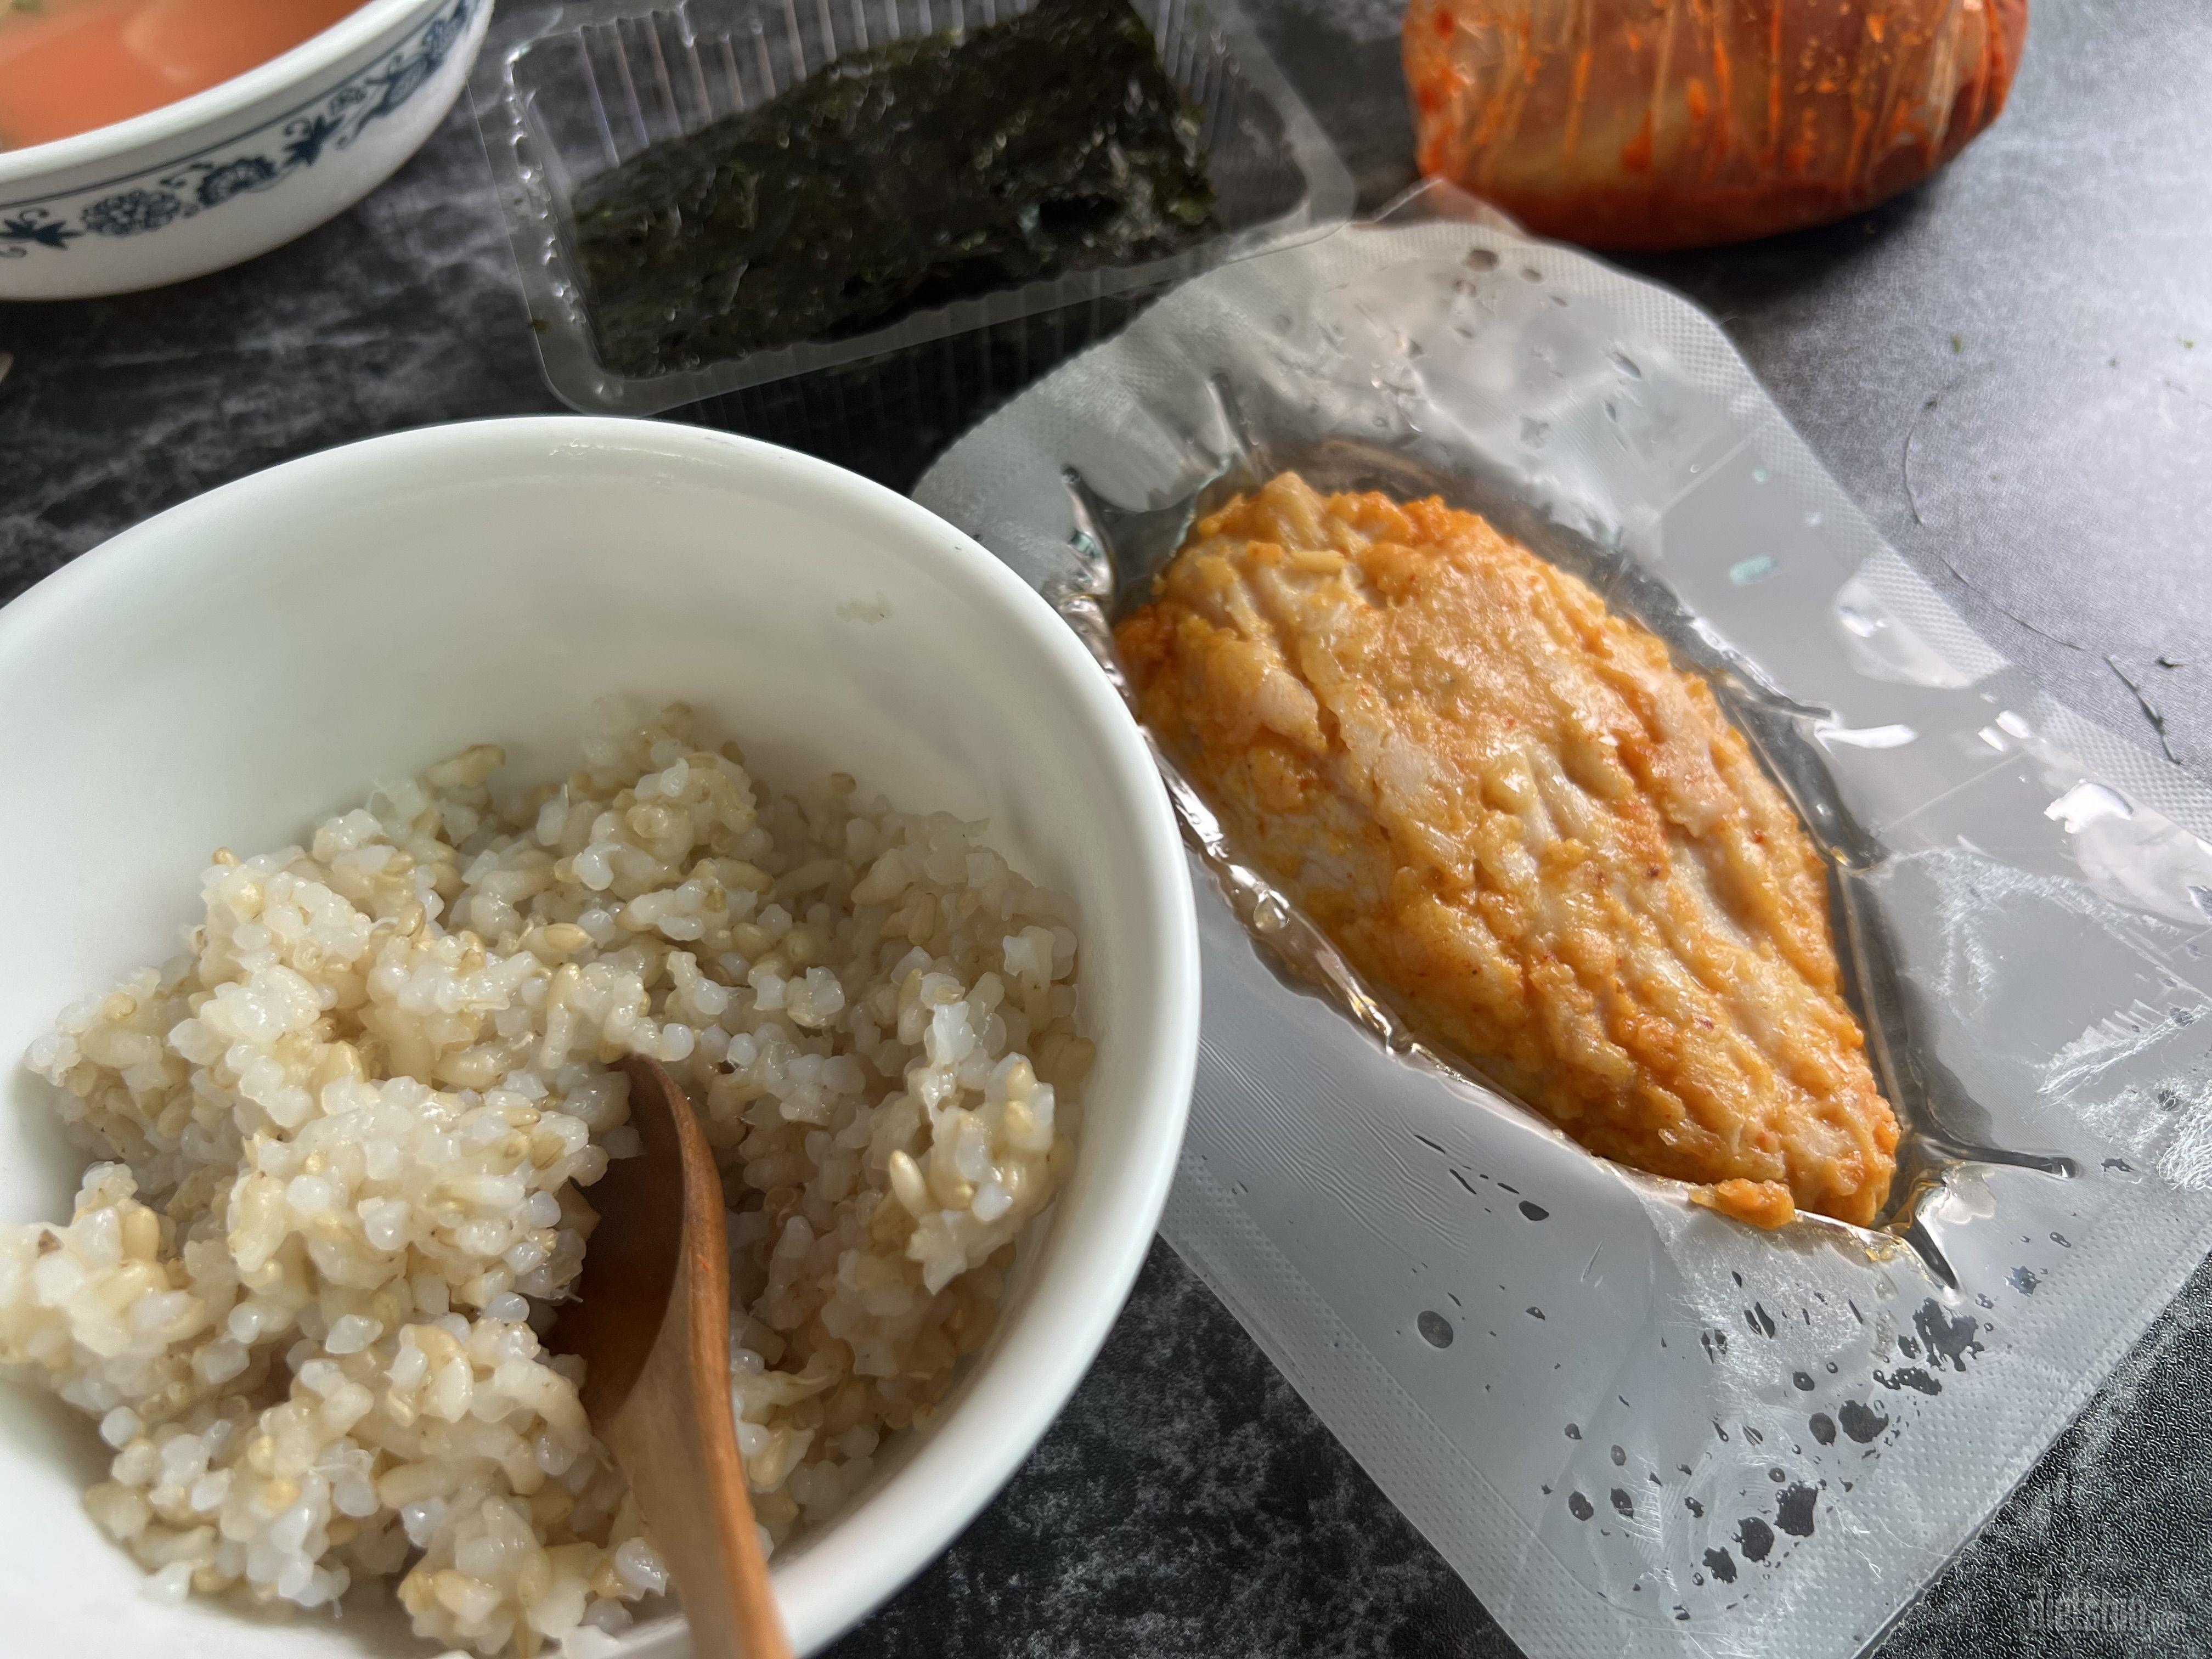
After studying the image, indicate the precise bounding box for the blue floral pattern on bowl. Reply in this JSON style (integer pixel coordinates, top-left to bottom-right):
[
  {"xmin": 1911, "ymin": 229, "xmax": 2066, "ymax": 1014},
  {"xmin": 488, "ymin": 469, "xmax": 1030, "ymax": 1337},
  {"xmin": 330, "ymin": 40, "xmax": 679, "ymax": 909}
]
[{"xmin": 0, "ymin": 0, "xmax": 475, "ymax": 257}]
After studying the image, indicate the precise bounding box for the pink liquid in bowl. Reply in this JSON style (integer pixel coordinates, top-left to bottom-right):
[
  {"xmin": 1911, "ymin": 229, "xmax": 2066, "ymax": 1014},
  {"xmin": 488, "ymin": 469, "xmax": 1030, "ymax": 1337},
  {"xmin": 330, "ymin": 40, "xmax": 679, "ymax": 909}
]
[{"xmin": 0, "ymin": 0, "xmax": 364, "ymax": 149}]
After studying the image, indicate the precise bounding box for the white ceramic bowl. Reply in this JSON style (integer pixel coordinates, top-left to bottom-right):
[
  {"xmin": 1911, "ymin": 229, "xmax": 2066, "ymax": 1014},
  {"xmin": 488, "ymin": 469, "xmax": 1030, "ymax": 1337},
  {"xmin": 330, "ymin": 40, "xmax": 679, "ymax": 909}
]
[
  {"xmin": 0, "ymin": 417, "xmax": 1201, "ymax": 1654},
  {"xmin": 0, "ymin": 0, "xmax": 489, "ymax": 298}
]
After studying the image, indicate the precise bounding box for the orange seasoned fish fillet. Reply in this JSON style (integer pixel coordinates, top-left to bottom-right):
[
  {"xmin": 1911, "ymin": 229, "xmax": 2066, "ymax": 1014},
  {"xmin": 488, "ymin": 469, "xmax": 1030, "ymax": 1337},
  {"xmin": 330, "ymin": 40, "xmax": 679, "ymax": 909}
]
[{"xmin": 1116, "ymin": 472, "xmax": 1898, "ymax": 1227}]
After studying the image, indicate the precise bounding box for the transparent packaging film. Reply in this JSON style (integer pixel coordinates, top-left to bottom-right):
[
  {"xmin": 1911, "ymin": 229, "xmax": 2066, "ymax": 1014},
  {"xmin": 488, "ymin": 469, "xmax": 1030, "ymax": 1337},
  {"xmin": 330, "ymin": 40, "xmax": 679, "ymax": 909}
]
[{"xmin": 915, "ymin": 183, "xmax": 2212, "ymax": 1659}]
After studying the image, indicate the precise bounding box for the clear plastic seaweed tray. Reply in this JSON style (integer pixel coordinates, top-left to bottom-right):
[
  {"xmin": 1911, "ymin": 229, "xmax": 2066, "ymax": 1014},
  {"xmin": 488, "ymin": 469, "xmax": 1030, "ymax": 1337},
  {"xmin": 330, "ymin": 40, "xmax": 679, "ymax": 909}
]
[
  {"xmin": 469, "ymin": 0, "xmax": 1355, "ymax": 415},
  {"xmin": 918, "ymin": 183, "xmax": 2212, "ymax": 1659}
]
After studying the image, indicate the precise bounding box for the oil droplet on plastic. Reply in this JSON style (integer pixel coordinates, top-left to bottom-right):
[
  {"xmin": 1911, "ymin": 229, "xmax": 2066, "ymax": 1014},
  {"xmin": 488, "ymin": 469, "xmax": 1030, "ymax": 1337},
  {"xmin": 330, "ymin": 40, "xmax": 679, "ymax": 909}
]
[
  {"xmin": 1252, "ymin": 893, "xmax": 1290, "ymax": 933},
  {"xmin": 1838, "ymin": 1401, "xmax": 1888, "ymax": 1442},
  {"xmin": 1775, "ymin": 1483, "xmax": 1819, "ymax": 1537}
]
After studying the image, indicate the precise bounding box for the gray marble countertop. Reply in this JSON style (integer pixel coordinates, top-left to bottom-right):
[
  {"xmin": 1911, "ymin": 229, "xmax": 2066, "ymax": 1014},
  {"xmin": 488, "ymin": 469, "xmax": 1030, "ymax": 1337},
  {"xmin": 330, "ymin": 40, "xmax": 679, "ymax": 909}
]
[{"xmin": 4, "ymin": 1, "xmax": 2210, "ymax": 1654}]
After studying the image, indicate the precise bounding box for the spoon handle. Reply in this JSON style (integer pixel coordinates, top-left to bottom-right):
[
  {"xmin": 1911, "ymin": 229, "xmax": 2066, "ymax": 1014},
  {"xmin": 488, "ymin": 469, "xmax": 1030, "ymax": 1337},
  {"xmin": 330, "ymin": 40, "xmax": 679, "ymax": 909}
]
[{"xmin": 605, "ymin": 1059, "xmax": 792, "ymax": 1659}]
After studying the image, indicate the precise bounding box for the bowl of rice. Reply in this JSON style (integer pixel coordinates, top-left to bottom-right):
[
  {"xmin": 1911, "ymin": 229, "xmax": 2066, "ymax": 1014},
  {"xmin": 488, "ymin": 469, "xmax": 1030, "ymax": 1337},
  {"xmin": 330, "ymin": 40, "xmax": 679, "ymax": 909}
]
[{"xmin": 0, "ymin": 417, "xmax": 1200, "ymax": 1656}]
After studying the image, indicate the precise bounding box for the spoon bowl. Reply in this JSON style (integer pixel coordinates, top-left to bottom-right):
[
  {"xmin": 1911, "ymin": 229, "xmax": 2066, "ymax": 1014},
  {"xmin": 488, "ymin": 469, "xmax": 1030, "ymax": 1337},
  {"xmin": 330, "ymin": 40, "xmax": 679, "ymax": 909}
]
[{"xmin": 548, "ymin": 1056, "xmax": 792, "ymax": 1659}]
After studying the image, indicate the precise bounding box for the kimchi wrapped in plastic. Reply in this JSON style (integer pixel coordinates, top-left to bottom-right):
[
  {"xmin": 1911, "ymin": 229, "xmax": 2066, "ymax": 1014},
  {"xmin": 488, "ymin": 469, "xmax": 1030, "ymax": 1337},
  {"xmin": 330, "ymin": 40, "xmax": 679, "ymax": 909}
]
[{"xmin": 1404, "ymin": 0, "xmax": 2027, "ymax": 250}]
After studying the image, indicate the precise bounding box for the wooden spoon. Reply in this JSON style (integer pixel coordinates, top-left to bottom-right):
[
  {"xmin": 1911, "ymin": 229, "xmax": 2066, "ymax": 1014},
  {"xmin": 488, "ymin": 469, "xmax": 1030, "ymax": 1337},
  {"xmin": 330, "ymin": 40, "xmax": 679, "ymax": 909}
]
[{"xmin": 547, "ymin": 1054, "xmax": 792, "ymax": 1659}]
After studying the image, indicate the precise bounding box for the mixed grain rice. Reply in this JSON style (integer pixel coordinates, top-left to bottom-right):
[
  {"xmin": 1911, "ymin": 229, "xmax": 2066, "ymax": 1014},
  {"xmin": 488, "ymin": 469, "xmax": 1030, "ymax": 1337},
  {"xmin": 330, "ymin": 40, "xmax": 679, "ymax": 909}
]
[{"xmin": 0, "ymin": 699, "xmax": 1087, "ymax": 1655}]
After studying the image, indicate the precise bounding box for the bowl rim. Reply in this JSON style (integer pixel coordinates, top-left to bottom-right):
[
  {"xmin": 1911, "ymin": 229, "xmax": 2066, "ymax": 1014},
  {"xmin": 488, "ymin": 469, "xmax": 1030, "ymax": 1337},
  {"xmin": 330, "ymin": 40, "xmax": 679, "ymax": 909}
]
[
  {"xmin": 0, "ymin": 0, "xmax": 445, "ymax": 191},
  {"xmin": 0, "ymin": 415, "xmax": 1203, "ymax": 1655}
]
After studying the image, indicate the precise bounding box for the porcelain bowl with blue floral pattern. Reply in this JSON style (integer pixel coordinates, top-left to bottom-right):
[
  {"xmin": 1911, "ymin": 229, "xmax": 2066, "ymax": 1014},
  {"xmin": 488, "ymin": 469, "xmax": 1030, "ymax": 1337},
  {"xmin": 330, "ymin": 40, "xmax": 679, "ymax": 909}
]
[{"xmin": 0, "ymin": 0, "xmax": 488, "ymax": 298}]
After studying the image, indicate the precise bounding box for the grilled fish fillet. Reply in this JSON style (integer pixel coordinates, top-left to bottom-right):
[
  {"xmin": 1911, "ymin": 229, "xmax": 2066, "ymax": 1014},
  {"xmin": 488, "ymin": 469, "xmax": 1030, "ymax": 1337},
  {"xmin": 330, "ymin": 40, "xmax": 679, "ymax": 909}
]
[{"xmin": 1116, "ymin": 473, "xmax": 1897, "ymax": 1227}]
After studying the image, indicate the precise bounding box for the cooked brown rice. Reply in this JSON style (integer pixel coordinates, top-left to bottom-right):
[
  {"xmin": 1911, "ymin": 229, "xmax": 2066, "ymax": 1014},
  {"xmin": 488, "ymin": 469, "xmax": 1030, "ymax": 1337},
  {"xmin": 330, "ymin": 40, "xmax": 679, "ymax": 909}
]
[{"xmin": 0, "ymin": 699, "xmax": 1086, "ymax": 1655}]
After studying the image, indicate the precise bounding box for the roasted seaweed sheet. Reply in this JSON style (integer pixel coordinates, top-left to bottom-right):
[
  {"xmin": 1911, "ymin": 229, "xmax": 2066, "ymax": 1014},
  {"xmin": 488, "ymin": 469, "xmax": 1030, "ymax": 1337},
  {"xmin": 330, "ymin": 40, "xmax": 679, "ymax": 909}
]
[{"xmin": 571, "ymin": 0, "xmax": 1218, "ymax": 378}]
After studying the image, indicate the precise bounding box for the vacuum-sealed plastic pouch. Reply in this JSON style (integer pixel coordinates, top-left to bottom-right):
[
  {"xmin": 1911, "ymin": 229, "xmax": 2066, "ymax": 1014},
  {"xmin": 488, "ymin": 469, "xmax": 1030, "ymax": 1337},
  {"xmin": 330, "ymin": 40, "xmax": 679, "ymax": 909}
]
[{"xmin": 917, "ymin": 181, "xmax": 2212, "ymax": 1659}]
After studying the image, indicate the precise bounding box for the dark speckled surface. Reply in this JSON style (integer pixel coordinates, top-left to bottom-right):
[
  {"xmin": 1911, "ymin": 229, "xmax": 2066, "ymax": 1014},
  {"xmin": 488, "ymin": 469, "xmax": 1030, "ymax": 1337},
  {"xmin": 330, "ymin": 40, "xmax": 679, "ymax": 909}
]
[
  {"xmin": 4, "ymin": 1, "xmax": 2211, "ymax": 1654},
  {"xmin": 834, "ymin": 1241, "xmax": 1509, "ymax": 1659}
]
